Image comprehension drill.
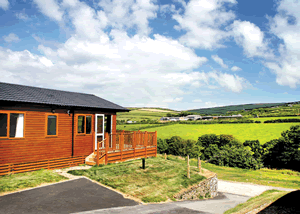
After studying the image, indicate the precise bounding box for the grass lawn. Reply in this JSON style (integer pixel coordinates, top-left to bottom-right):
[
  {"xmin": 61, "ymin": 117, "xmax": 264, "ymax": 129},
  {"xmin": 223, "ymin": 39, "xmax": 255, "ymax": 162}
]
[
  {"xmin": 68, "ymin": 155, "xmax": 206, "ymax": 203},
  {"xmin": 188, "ymin": 159, "xmax": 300, "ymax": 189},
  {"xmin": 0, "ymin": 169, "xmax": 68, "ymax": 195},
  {"xmin": 224, "ymin": 189, "xmax": 289, "ymax": 214},
  {"xmin": 129, "ymin": 123, "xmax": 300, "ymax": 144}
]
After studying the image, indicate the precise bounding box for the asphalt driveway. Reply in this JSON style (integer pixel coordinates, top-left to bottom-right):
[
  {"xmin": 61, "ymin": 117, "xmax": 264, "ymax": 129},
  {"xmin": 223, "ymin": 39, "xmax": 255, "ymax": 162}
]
[{"xmin": 0, "ymin": 178, "xmax": 139, "ymax": 214}]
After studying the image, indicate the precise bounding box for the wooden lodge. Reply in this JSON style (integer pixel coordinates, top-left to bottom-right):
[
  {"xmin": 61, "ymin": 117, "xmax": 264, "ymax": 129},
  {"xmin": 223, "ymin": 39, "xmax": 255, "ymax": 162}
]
[{"xmin": 0, "ymin": 82, "xmax": 157, "ymax": 175}]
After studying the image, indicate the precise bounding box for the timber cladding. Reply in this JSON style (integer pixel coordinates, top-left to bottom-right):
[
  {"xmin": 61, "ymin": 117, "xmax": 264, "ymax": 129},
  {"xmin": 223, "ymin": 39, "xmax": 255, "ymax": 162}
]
[
  {"xmin": 0, "ymin": 156, "xmax": 85, "ymax": 176},
  {"xmin": 0, "ymin": 104, "xmax": 116, "ymax": 166}
]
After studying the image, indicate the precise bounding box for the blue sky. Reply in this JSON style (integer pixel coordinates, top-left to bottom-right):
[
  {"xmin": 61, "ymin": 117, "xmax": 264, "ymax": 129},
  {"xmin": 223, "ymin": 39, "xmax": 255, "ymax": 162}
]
[{"xmin": 1, "ymin": 0, "xmax": 300, "ymax": 110}]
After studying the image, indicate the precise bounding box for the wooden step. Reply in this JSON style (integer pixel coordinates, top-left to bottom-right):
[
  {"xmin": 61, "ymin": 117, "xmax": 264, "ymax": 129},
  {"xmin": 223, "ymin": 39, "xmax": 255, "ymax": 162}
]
[{"xmin": 85, "ymin": 152, "xmax": 106, "ymax": 166}]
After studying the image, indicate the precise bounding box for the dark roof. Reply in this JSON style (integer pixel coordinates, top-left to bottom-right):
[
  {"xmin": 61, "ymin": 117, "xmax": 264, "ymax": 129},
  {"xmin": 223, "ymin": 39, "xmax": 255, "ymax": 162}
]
[{"xmin": 0, "ymin": 82, "xmax": 129, "ymax": 112}]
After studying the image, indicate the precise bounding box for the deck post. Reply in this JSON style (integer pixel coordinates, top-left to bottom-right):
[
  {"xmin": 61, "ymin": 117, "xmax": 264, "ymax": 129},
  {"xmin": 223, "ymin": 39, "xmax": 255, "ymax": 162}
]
[
  {"xmin": 155, "ymin": 131, "xmax": 157, "ymax": 157},
  {"xmin": 137, "ymin": 130, "xmax": 140, "ymax": 147},
  {"xmin": 105, "ymin": 132, "xmax": 109, "ymax": 164},
  {"xmin": 120, "ymin": 131, "xmax": 124, "ymax": 161},
  {"xmin": 96, "ymin": 139, "xmax": 100, "ymax": 166},
  {"xmin": 144, "ymin": 131, "xmax": 148, "ymax": 158},
  {"xmin": 133, "ymin": 131, "xmax": 136, "ymax": 159},
  {"xmin": 112, "ymin": 133, "xmax": 116, "ymax": 151}
]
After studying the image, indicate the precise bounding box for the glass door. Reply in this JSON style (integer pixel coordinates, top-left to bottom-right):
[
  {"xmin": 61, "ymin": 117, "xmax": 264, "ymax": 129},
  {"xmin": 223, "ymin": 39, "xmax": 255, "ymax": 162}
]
[{"xmin": 95, "ymin": 114, "xmax": 104, "ymax": 150}]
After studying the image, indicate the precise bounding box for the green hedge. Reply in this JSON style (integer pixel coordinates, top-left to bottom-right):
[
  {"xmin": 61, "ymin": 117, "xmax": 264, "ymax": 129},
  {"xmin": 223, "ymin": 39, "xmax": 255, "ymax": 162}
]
[{"xmin": 264, "ymin": 118, "xmax": 300, "ymax": 123}]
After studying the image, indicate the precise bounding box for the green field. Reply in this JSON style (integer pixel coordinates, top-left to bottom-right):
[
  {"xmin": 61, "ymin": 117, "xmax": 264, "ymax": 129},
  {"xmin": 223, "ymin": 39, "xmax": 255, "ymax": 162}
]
[
  {"xmin": 118, "ymin": 123, "xmax": 300, "ymax": 144},
  {"xmin": 117, "ymin": 109, "xmax": 176, "ymax": 122}
]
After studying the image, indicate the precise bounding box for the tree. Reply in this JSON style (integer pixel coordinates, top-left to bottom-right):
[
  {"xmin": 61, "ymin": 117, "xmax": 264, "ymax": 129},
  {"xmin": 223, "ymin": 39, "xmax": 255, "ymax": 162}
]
[
  {"xmin": 262, "ymin": 125, "xmax": 300, "ymax": 171},
  {"xmin": 243, "ymin": 140, "xmax": 263, "ymax": 160}
]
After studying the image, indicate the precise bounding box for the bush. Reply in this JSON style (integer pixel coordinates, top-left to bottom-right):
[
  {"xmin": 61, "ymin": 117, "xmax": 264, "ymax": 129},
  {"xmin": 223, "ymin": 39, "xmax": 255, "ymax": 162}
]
[
  {"xmin": 197, "ymin": 134, "xmax": 263, "ymax": 169},
  {"xmin": 209, "ymin": 145, "xmax": 263, "ymax": 169},
  {"xmin": 264, "ymin": 118, "xmax": 300, "ymax": 123},
  {"xmin": 157, "ymin": 138, "xmax": 168, "ymax": 154},
  {"xmin": 262, "ymin": 125, "xmax": 300, "ymax": 171},
  {"xmin": 243, "ymin": 140, "xmax": 263, "ymax": 160},
  {"xmin": 158, "ymin": 136, "xmax": 202, "ymax": 158}
]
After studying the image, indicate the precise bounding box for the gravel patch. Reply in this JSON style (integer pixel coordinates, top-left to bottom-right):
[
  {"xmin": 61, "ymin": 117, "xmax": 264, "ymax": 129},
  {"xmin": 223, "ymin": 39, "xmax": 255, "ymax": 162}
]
[{"xmin": 218, "ymin": 180, "xmax": 296, "ymax": 197}]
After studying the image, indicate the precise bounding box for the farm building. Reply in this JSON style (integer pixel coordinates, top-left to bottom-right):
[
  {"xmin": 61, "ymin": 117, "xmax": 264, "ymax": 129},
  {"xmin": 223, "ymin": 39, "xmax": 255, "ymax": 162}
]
[{"xmin": 0, "ymin": 82, "xmax": 157, "ymax": 175}]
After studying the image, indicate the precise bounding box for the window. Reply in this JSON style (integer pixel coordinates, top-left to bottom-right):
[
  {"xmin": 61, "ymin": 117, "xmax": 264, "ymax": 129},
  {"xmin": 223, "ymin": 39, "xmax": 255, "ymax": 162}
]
[
  {"xmin": 46, "ymin": 114, "xmax": 58, "ymax": 136},
  {"xmin": 0, "ymin": 112, "xmax": 24, "ymax": 138},
  {"xmin": 86, "ymin": 116, "xmax": 92, "ymax": 134},
  {"xmin": 78, "ymin": 116, "xmax": 85, "ymax": 133},
  {"xmin": 0, "ymin": 113, "xmax": 8, "ymax": 137},
  {"xmin": 77, "ymin": 115, "xmax": 92, "ymax": 135},
  {"xmin": 104, "ymin": 115, "xmax": 112, "ymax": 133}
]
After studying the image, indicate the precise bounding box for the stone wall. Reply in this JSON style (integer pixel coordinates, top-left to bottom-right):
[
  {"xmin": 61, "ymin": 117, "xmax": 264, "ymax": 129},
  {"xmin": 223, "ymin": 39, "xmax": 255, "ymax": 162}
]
[{"xmin": 174, "ymin": 173, "xmax": 218, "ymax": 200}]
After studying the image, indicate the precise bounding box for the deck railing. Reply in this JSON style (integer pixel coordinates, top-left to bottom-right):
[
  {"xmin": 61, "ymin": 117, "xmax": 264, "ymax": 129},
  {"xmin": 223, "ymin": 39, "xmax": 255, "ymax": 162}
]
[{"xmin": 96, "ymin": 130, "xmax": 157, "ymax": 165}]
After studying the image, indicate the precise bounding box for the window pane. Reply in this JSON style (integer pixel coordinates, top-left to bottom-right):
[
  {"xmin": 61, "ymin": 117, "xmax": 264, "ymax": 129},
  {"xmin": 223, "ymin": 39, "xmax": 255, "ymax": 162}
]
[
  {"xmin": 47, "ymin": 115, "xmax": 57, "ymax": 135},
  {"xmin": 0, "ymin": 113, "xmax": 7, "ymax": 137},
  {"xmin": 86, "ymin": 116, "xmax": 91, "ymax": 134},
  {"xmin": 97, "ymin": 115, "xmax": 103, "ymax": 134},
  {"xmin": 78, "ymin": 116, "xmax": 85, "ymax": 133},
  {"xmin": 105, "ymin": 115, "xmax": 112, "ymax": 133},
  {"xmin": 10, "ymin": 113, "xmax": 24, "ymax": 138}
]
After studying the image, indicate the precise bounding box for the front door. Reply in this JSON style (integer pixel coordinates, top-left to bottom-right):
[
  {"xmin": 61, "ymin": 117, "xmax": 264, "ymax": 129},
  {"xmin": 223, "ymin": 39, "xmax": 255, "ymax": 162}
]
[{"xmin": 95, "ymin": 114, "xmax": 104, "ymax": 150}]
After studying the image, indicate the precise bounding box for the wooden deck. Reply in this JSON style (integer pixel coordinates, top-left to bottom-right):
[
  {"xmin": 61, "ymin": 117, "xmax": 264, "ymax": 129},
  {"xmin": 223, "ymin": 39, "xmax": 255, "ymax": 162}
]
[
  {"xmin": 87, "ymin": 130, "xmax": 157, "ymax": 166},
  {"xmin": 0, "ymin": 130, "xmax": 157, "ymax": 175}
]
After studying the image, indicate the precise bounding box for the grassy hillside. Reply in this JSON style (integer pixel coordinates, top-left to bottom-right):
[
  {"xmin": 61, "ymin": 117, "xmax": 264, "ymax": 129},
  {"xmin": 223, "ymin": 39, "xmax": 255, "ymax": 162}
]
[
  {"xmin": 117, "ymin": 123, "xmax": 300, "ymax": 144},
  {"xmin": 117, "ymin": 108, "xmax": 178, "ymax": 123},
  {"xmin": 188, "ymin": 101, "xmax": 300, "ymax": 116}
]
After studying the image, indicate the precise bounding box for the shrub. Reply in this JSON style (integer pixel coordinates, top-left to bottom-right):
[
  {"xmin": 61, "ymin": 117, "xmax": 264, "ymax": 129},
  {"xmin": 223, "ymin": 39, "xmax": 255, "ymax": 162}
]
[
  {"xmin": 262, "ymin": 125, "xmax": 300, "ymax": 171},
  {"xmin": 159, "ymin": 136, "xmax": 202, "ymax": 158},
  {"xmin": 264, "ymin": 118, "xmax": 300, "ymax": 123},
  {"xmin": 209, "ymin": 145, "xmax": 263, "ymax": 169},
  {"xmin": 243, "ymin": 140, "xmax": 263, "ymax": 160},
  {"xmin": 157, "ymin": 138, "xmax": 168, "ymax": 154}
]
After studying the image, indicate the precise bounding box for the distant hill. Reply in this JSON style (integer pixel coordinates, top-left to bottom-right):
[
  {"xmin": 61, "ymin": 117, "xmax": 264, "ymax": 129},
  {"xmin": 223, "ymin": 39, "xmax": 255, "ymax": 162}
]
[
  {"xmin": 126, "ymin": 107, "xmax": 179, "ymax": 112},
  {"xmin": 187, "ymin": 101, "xmax": 300, "ymax": 115}
]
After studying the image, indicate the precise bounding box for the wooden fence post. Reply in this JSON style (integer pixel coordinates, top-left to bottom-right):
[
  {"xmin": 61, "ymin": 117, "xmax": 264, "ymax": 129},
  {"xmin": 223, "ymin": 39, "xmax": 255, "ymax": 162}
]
[
  {"xmin": 164, "ymin": 153, "xmax": 167, "ymax": 160},
  {"xmin": 198, "ymin": 156, "xmax": 201, "ymax": 173},
  {"xmin": 144, "ymin": 131, "xmax": 148, "ymax": 158},
  {"xmin": 187, "ymin": 155, "xmax": 190, "ymax": 179},
  {"xmin": 105, "ymin": 132, "xmax": 109, "ymax": 164}
]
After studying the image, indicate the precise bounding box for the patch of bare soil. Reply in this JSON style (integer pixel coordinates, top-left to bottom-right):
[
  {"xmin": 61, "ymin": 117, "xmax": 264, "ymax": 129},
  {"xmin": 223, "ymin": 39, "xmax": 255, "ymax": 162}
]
[{"xmin": 139, "ymin": 108, "xmax": 174, "ymax": 112}]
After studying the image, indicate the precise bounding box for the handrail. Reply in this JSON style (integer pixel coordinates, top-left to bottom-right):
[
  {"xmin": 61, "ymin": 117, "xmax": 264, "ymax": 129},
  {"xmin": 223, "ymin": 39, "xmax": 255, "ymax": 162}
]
[{"xmin": 96, "ymin": 138, "xmax": 106, "ymax": 166}]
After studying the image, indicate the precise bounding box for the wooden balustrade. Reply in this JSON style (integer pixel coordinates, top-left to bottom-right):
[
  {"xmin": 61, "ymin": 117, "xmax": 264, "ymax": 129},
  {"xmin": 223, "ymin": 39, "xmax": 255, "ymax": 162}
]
[{"xmin": 95, "ymin": 130, "xmax": 157, "ymax": 165}]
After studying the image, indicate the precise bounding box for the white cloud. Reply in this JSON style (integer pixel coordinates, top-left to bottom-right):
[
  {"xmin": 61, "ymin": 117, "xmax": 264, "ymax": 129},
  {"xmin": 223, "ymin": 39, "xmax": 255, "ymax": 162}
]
[
  {"xmin": 212, "ymin": 55, "xmax": 228, "ymax": 69},
  {"xmin": 231, "ymin": 20, "xmax": 272, "ymax": 58},
  {"xmin": 163, "ymin": 97, "xmax": 183, "ymax": 103},
  {"xmin": 0, "ymin": 0, "xmax": 251, "ymax": 109},
  {"xmin": 3, "ymin": 33, "xmax": 20, "ymax": 43},
  {"xmin": 231, "ymin": 66, "xmax": 241, "ymax": 72},
  {"xmin": 15, "ymin": 11, "xmax": 29, "ymax": 21},
  {"xmin": 98, "ymin": 0, "xmax": 159, "ymax": 36},
  {"xmin": 205, "ymin": 101, "xmax": 218, "ymax": 108},
  {"xmin": 173, "ymin": 0, "xmax": 237, "ymax": 49},
  {"xmin": 33, "ymin": 0, "xmax": 63, "ymax": 21},
  {"xmin": 208, "ymin": 72, "xmax": 250, "ymax": 93},
  {"xmin": 266, "ymin": 0, "xmax": 300, "ymax": 88},
  {"xmin": 0, "ymin": 0, "xmax": 9, "ymax": 10},
  {"xmin": 192, "ymin": 99, "xmax": 202, "ymax": 103}
]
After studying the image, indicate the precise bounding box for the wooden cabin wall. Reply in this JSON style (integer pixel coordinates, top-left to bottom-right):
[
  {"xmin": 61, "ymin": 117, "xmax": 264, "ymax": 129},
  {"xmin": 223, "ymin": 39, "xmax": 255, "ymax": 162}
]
[
  {"xmin": 0, "ymin": 105, "xmax": 73, "ymax": 165},
  {"xmin": 73, "ymin": 110, "xmax": 116, "ymax": 156},
  {"xmin": 0, "ymin": 103, "xmax": 117, "ymax": 165}
]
